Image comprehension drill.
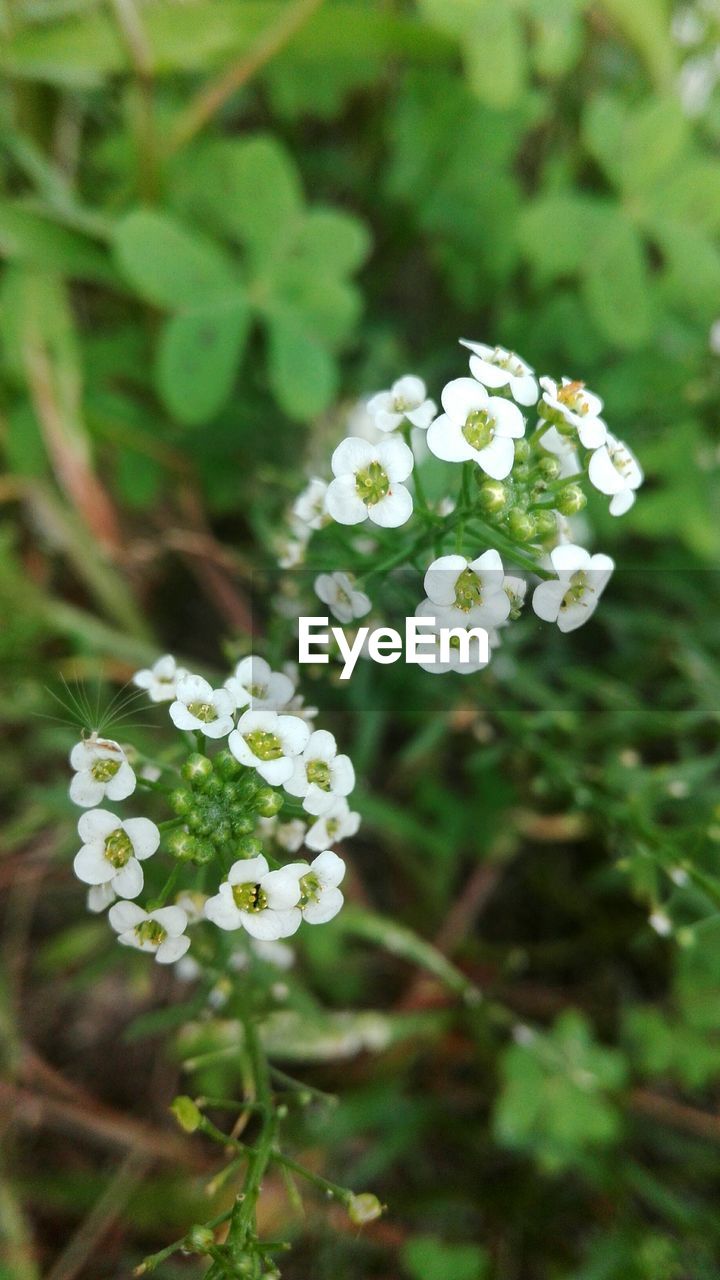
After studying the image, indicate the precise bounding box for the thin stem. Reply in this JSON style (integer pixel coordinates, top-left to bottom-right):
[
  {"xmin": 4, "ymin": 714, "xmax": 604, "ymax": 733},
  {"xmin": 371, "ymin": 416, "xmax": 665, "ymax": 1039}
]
[{"xmin": 136, "ymin": 1208, "xmax": 233, "ymax": 1274}]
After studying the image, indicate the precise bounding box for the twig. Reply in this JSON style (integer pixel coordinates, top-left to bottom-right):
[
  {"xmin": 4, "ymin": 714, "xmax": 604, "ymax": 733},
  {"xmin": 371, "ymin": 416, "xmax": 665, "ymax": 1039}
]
[
  {"xmin": 170, "ymin": 0, "xmax": 326, "ymax": 152},
  {"xmin": 630, "ymin": 1088, "xmax": 720, "ymax": 1145}
]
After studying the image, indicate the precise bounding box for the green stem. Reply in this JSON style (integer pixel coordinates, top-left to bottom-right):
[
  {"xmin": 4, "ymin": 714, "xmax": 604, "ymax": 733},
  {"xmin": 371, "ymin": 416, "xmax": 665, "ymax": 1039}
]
[{"xmin": 137, "ymin": 1207, "xmax": 233, "ymax": 1274}]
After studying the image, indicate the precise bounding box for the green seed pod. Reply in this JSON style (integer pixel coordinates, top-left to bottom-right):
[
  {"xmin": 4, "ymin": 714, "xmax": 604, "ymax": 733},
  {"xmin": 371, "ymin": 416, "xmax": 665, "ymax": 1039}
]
[
  {"xmin": 507, "ymin": 509, "xmax": 537, "ymax": 542},
  {"xmin": 538, "ymin": 455, "xmax": 560, "ymax": 480},
  {"xmin": 215, "ymin": 749, "xmax": 242, "ymax": 780},
  {"xmin": 534, "ymin": 510, "xmax": 557, "ymax": 539},
  {"xmin": 182, "ymin": 754, "xmax": 213, "ymax": 786},
  {"xmin": 186, "ymin": 1225, "xmax": 215, "ymax": 1253},
  {"xmin": 167, "ymin": 829, "xmax": 198, "ymax": 862},
  {"xmin": 477, "ymin": 479, "xmax": 507, "ymax": 512},
  {"xmin": 513, "ymin": 439, "xmax": 531, "ymax": 464},
  {"xmin": 236, "ymin": 835, "xmax": 264, "ymax": 860},
  {"xmin": 169, "ymin": 788, "xmax": 193, "ymax": 816},
  {"xmin": 557, "ymin": 484, "xmax": 587, "ymax": 515},
  {"xmin": 255, "ymin": 787, "xmax": 283, "ymax": 817}
]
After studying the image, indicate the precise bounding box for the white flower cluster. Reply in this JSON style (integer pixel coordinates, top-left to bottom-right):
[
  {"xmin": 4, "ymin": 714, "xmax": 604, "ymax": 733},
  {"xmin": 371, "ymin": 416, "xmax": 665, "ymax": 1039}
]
[
  {"xmin": 67, "ymin": 656, "xmax": 360, "ymax": 963},
  {"xmin": 283, "ymin": 339, "xmax": 645, "ymax": 674}
]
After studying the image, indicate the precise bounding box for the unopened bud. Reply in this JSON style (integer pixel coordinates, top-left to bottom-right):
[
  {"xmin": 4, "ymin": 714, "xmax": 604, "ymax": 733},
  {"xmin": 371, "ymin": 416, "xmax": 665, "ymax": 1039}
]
[
  {"xmin": 171, "ymin": 1095, "xmax": 202, "ymax": 1132},
  {"xmin": 182, "ymin": 754, "xmax": 213, "ymax": 786},
  {"xmin": 186, "ymin": 1225, "xmax": 215, "ymax": 1253},
  {"xmin": 513, "ymin": 439, "xmax": 530, "ymax": 464},
  {"xmin": 507, "ymin": 509, "xmax": 536, "ymax": 542},
  {"xmin": 347, "ymin": 1192, "xmax": 384, "ymax": 1226},
  {"xmin": 167, "ymin": 829, "xmax": 197, "ymax": 862},
  {"xmin": 169, "ymin": 788, "xmax": 193, "ymax": 816},
  {"xmin": 538, "ymin": 456, "xmax": 560, "ymax": 480},
  {"xmin": 556, "ymin": 484, "xmax": 587, "ymax": 515},
  {"xmin": 215, "ymin": 749, "xmax": 242, "ymax": 781},
  {"xmin": 255, "ymin": 787, "xmax": 283, "ymax": 817},
  {"xmin": 533, "ymin": 510, "xmax": 557, "ymax": 539},
  {"xmin": 477, "ymin": 479, "xmax": 507, "ymax": 512},
  {"xmin": 236, "ymin": 836, "xmax": 264, "ymax": 859}
]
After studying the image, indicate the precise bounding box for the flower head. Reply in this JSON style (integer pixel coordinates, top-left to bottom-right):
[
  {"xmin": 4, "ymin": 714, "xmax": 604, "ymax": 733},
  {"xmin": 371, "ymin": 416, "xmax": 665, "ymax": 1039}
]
[
  {"xmin": 69, "ymin": 734, "xmax": 136, "ymax": 808},
  {"xmin": 204, "ymin": 855, "xmax": 301, "ymax": 940},
  {"xmin": 588, "ymin": 432, "xmax": 643, "ymax": 515},
  {"xmin": 169, "ymin": 674, "xmax": 235, "ymax": 739},
  {"xmin": 292, "ymin": 477, "xmax": 328, "ymax": 531},
  {"xmin": 225, "ymin": 656, "xmax": 294, "ymax": 712},
  {"xmin": 109, "ymin": 901, "xmax": 190, "ymax": 963},
  {"xmin": 133, "ymin": 654, "xmax": 187, "ymax": 703},
  {"xmin": 314, "ymin": 572, "xmax": 371, "ymax": 624},
  {"xmin": 461, "ymin": 339, "xmax": 538, "ymax": 406},
  {"xmin": 326, "ymin": 436, "xmax": 414, "ymax": 528},
  {"xmin": 540, "ymin": 377, "xmax": 607, "ymax": 448},
  {"xmin": 74, "ymin": 810, "xmax": 160, "ymax": 900},
  {"xmin": 229, "ymin": 710, "xmax": 310, "ymax": 785},
  {"xmin": 367, "ymin": 375, "xmax": 436, "ymax": 433},
  {"xmin": 305, "ymin": 796, "xmax": 361, "ymax": 851},
  {"xmin": 532, "ymin": 544, "xmax": 614, "ymax": 632},
  {"xmin": 284, "ymin": 850, "xmax": 346, "ymax": 924},
  {"xmin": 414, "ymin": 601, "xmax": 490, "ymax": 675},
  {"xmin": 423, "ymin": 549, "xmax": 511, "ymax": 627},
  {"xmin": 284, "ymin": 729, "xmax": 355, "ymax": 815},
  {"xmin": 427, "ymin": 377, "xmax": 525, "ymax": 479}
]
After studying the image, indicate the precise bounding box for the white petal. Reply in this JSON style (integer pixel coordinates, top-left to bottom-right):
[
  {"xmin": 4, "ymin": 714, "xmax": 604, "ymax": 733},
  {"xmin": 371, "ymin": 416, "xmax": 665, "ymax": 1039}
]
[
  {"xmin": 109, "ymin": 900, "xmax": 146, "ymax": 933},
  {"xmin": 87, "ymin": 883, "xmax": 116, "ymax": 913},
  {"xmin": 270, "ymin": 908, "xmax": 302, "ymax": 939},
  {"xmin": 405, "ymin": 399, "xmax": 436, "ymax": 429},
  {"xmin": 277, "ymin": 715, "xmax": 311, "ymax": 756},
  {"xmin": 367, "ymin": 390, "xmax": 393, "ymax": 415},
  {"xmin": 577, "ymin": 417, "xmax": 607, "ymax": 449},
  {"xmin": 304, "ymin": 888, "xmax": 344, "ymax": 924},
  {"xmin": 205, "ymin": 893, "xmax": 242, "ymax": 930},
  {"xmin": 263, "ymin": 869, "xmax": 302, "ymax": 911},
  {"xmin": 374, "ymin": 409, "xmax": 405, "ymax": 433},
  {"xmin": 532, "ymin": 580, "xmax": 565, "ymax": 624},
  {"xmin": 468, "ymin": 355, "xmax": 509, "ymax": 389},
  {"xmin": 69, "ymin": 772, "xmax": 104, "ymax": 808},
  {"xmin": 203, "ymin": 714, "xmax": 234, "ymax": 739},
  {"xmin": 326, "ymin": 476, "xmax": 368, "ymax": 525},
  {"xmin": 123, "ymin": 817, "xmax": 160, "ymax": 860},
  {"xmin": 176, "ymin": 673, "xmax": 213, "ymax": 704},
  {"xmin": 77, "ymin": 809, "xmax": 118, "ymax": 843},
  {"xmin": 392, "ymin": 374, "xmax": 425, "ymax": 405},
  {"xmin": 169, "ymin": 702, "xmax": 201, "ymax": 731},
  {"xmin": 74, "ymin": 844, "xmax": 113, "ymax": 885},
  {"xmin": 609, "ymin": 490, "xmax": 635, "ymax": 516},
  {"xmin": 228, "ymin": 856, "xmax": 270, "ymax": 884},
  {"xmin": 312, "ymin": 850, "xmax": 346, "ymax": 888},
  {"xmin": 104, "ymin": 762, "xmax": 136, "ymax": 801},
  {"xmin": 303, "ymin": 784, "xmax": 337, "ymax": 815},
  {"xmin": 441, "ymin": 377, "xmax": 488, "ymax": 423},
  {"xmin": 330, "ymin": 754, "xmax": 355, "ymax": 796},
  {"xmin": 369, "ymin": 484, "xmax": 413, "ymax": 528},
  {"xmin": 284, "ymin": 759, "xmax": 310, "ymax": 798},
  {"xmin": 557, "ymin": 597, "xmax": 599, "ymax": 633},
  {"xmin": 151, "ymin": 906, "xmax": 188, "ymax": 936},
  {"xmin": 510, "ymin": 374, "xmax": 539, "ymax": 406},
  {"xmin": 427, "ymin": 415, "xmax": 474, "ymax": 463},
  {"xmin": 235, "ymin": 655, "xmax": 271, "ymax": 685},
  {"xmin": 237, "ymin": 709, "xmax": 278, "ymax": 734},
  {"xmin": 257, "ymin": 757, "xmax": 294, "ymax": 785},
  {"xmin": 588, "ymin": 446, "xmax": 625, "ymax": 495},
  {"xmin": 550, "ymin": 543, "xmax": 591, "ymax": 576},
  {"xmin": 331, "ymin": 436, "xmax": 375, "ymax": 478},
  {"xmin": 228, "ymin": 729, "xmax": 255, "ymax": 767},
  {"xmin": 489, "ymin": 397, "xmax": 525, "ymax": 439},
  {"xmin": 376, "ymin": 436, "xmax": 414, "ymax": 483},
  {"xmin": 156, "ymin": 935, "xmax": 191, "ymax": 963},
  {"xmin": 476, "ymin": 434, "xmax": 514, "ymax": 479},
  {"xmin": 112, "ymin": 858, "xmax": 144, "ymax": 899},
  {"xmin": 424, "ymin": 555, "xmax": 466, "ymax": 606},
  {"xmin": 305, "ymin": 729, "xmax": 337, "ymax": 762}
]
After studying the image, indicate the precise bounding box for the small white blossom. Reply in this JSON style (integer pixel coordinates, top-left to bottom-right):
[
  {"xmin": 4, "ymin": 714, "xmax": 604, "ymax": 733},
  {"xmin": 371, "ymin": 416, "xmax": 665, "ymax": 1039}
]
[
  {"xmin": 225, "ymin": 656, "xmax": 294, "ymax": 712},
  {"xmin": 588, "ymin": 432, "xmax": 644, "ymax": 515},
  {"xmin": 539, "ymin": 377, "xmax": 607, "ymax": 448},
  {"xmin": 292, "ymin": 477, "xmax": 328, "ymax": 531},
  {"xmin": 460, "ymin": 339, "xmax": 538, "ymax": 406},
  {"xmin": 278, "ymin": 536, "xmax": 307, "ymax": 569},
  {"xmin": 69, "ymin": 734, "xmax": 136, "ymax": 808},
  {"xmin": 175, "ymin": 890, "xmax": 207, "ymax": 924},
  {"xmin": 423, "ymin": 549, "xmax": 511, "ymax": 628},
  {"xmin": 74, "ymin": 810, "xmax": 159, "ymax": 900},
  {"xmin": 305, "ymin": 797, "xmax": 361, "ymax": 851},
  {"xmin": 414, "ymin": 601, "xmax": 490, "ymax": 675},
  {"xmin": 503, "ymin": 574, "xmax": 527, "ymax": 618},
  {"xmin": 229, "ymin": 710, "xmax": 310, "ymax": 785},
  {"xmin": 109, "ymin": 901, "xmax": 190, "ymax": 963},
  {"xmin": 284, "ymin": 851, "xmax": 346, "ymax": 924},
  {"xmin": 169, "ymin": 674, "xmax": 235, "ymax": 739},
  {"xmin": 539, "ymin": 425, "xmax": 581, "ymax": 478},
  {"xmin": 258, "ymin": 816, "xmax": 308, "ymax": 852},
  {"xmin": 532, "ymin": 544, "xmax": 614, "ymax": 632},
  {"xmin": 133, "ymin": 654, "xmax": 187, "ymax": 703},
  {"xmin": 427, "ymin": 377, "xmax": 525, "ymax": 479},
  {"xmin": 649, "ymin": 909, "xmax": 673, "ymax": 937},
  {"xmin": 284, "ymin": 729, "xmax": 355, "ymax": 816},
  {"xmin": 204, "ymin": 855, "xmax": 301, "ymax": 940},
  {"xmin": 314, "ymin": 571, "xmax": 371, "ymax": 625},
  {"xmin": 325, "ymin": 436, "xmax": 414, "ymax": 528},
  {"xmin": 367, "ymin": 375, "xmax": 436, "ymax": 433},
  {"xmin": 87, "ymin": 883, "xmax": 116, "ymax": 913}
]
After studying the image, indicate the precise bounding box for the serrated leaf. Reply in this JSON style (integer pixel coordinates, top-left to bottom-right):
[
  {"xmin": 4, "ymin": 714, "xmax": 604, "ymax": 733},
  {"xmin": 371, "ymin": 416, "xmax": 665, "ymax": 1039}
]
[
  {"xmin": 114, "ymin": 209, "xmax": 235, "ymax": 310},
  {"xmin": 581, "ymin": 217, "xmax": 652, "ymax": 348},
  {"xmin": 267, "ymin": 314, "xmax": 336, "ymax": 419},
  {"xmin": 156, "ymin": 297, "xmax": 250, "ymax": 425}
]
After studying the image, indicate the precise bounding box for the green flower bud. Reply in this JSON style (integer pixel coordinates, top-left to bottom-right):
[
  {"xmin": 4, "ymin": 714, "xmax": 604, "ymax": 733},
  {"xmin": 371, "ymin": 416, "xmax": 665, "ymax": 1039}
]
[
  {"xmin": 236, "ymin": 836, "xmax": 264, "ymax": 860},
  {"xmin": 477, "ymin": 479, "xmax": 507, "ymax": 512},
  {"xmin": 533, "ymin": 510, "xmax": 557, "ymax": 539},
  {"xmin": 231, "ymin": 813, "xmax": 255, "ymax": 837},
  {"xmin": 182, "ymin": 754, "xmax": 213, "ymax": 786},
  {"xmin": 347, "ymin": 1192, "xmax": 384, "ymax": 1226},
  {"xmin": 538, "ymin": 456, "xmax": 560, "ymax": 480},
  {"xmin": 186, "ymin": 1225, "xmax": 215, "ymax": 1254},
  {"xmin": 513, "ymin": 462, "xmax": 530, "ymax": 481},
  {"xmin": 213, "ymin": 820, "xmax": 232, "ymax": 847},
  {"xmin": 171, "ymin": 1095, "xmax": 202, "ymax": 1132},
  {"xmin": 203, "ymin": 775, "xmax": 223, "ymax": 797},
  {"xmin": 507, "ymin": 509, "xmax": 537, "ymax": 542},
  {"xmin": 215, "ymin": 749, "xmax": 242, "ymax": 781},
  {"xmin": 255, "ymin": 787, "xmax": 283, "ymax": 817},
  {"xmin": 513, "ymin": 439, "xmax": 530, "ymax": 464},
  {"xmin": 169, "ymin": 788, "xmax": 193, "ymax": 816},
  {"xmin": 186, "ymin": 810, "xmax": 204, "ymax": 831},
  {"xmin": 167, "ymin": 829, "xmax": 198, "ymax": 862},
  {"xmin": 556, "ymin": 484, "xmax": 587, "ymax": 515},
  {"xmin": 193, "ymin": 841, "xmax": 215, "ymax": 865}
]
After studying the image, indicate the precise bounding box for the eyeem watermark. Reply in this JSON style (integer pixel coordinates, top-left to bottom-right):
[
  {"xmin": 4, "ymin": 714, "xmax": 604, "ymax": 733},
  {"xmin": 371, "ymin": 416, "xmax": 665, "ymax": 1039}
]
[{"xmin": 298, "ymin": 616, "xmax": 489, "ymax": 680}]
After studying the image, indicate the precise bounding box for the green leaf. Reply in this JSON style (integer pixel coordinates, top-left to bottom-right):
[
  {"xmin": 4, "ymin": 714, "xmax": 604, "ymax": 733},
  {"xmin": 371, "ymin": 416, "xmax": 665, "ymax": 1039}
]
[
  {"xmin": 519, "ymin": 195, "xmax": 618, "ymax": 283},
  {"xmin": 647, "ymin": 159, "xmax": 720, "ymax": 235},
  {"xmin": 156, "ymin": 298, "xmax": 250, "ymax": 425},
  {"xmin": 267, "ymin": 314, "xmax": 336, "ymax": 419},
  {"xmin": 402, "ymin": 1236, "xmax": 489, "ymax": 1280},
  {"xmin": 114, "ymin": 209, "xmax": 235, "ymax": 310},
  {"xmin": 583, "ymin": 95, "xmax": 687, "ymax": 192},
  {"xmin": 597, "ymin": 0, "xmax": 676, "ymax": 89},
  {"xmin": 464, "ymin": 7, "xmax": 526, "ymax": 109},
  {"xmin": 291, "ymin": 207, "xmax": 371, "ymax": 277},
  {"xmin": 0, "ymin": 201, "xmax": 116, "ymax": 284},
  {"xmin": 581, "ymin": 217, "xmax": 652, "ymax": 348},
  {"xmin": 653, "ymin": 221, "xmax": 720, "ymax": 322},
  {"xmin": 194, "ymin": 136, "xmax": 303, "ymax": 263}
]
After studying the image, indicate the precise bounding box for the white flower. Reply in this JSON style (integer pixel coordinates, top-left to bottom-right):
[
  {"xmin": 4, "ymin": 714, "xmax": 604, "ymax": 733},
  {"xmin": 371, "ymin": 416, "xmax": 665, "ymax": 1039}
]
[
  {"xmin": 258, "ymin": 816, "xmax": 308, "ymax": 852},
  {"xmin": 229, "ymin": 710, "xmax": 310, "ymax": 785},
  {"xmin": 278, "ymin": 537, "xmax": 307, "ymax": 568},
  {"xmin": 292, "ymin": 477, "xmax": 328, "ymax": 530},
  {"xmin": 413, "ymin": 601, "xmax": 490, "ymax": 675},
  {"xmin": 204, "ymin": 855, "xmax": 301, "ymax": 940},
  {"xmin": 539, "ymin": 424, "xmax": 581, "ymax": 478},
  {"xmin": 460, "ymin": 339, "xmax": 538, "ymax": 406},
  {"xmin": 314, "ymin": 572, "xmax": 371, "ymax": 624},
  {"xmin": 325, "ymin": 436, "xmax": 414, "ymax": 528},
  {"xmin": 427, "ymin": 377, "xmax": 525, "ymax": 479},
  {"xmin": 284, "ymin": 729, "xmax": 355, "ymax": 815},
  {"xmin": 284, "ymin": 851, "xmax": 346, "ymax": 924},
  {"xmin": 133, "ymin": 654, "xmax": 187, "ymax": 703},
  {"xmin": 503, "ymin": 574, "xmax": 527, "ymax": 619},
  {"xmin": 169, "ymin": 674, "xmax": 235, "ymax": 739},
  {"xmin": 588, "ymin": 432, "xmax": 643, "ymax": 515},
  {"xmin": 532, "ymin": 544, "xmax": 614, "ymax": 632},
  {"xmin": 251, "ymin": 938, "xmax": 295, "ymax": 969},
  {"xmin": 109, "ymin": 901, "xmax": 190, "ymax": 963},
  {"xmin": 225, "ymin": 656, "xmax": 294, "ymax": 712},
  {"xmin": 69, "ymin": 734, "xmax": 136, "ymax": 808},
  {"xmin": 305, "ymin": 797, "xmax": 361, "ymax": 851},
  {"xmin": 87, "ymin": 883, "xmax": 116, "ymax": 913},
  {"xmin": 423, "ymin": 549, "xmax": 511, "ymax": 627},
  {"xmin": 539, "ymin": 377, "xmax": 607, "ymax": 449},
  {"xmin": 175, "ymin": 890, "xmax": 207, "ymax": 924},
  {"xmin": 74, "ymin": 810, "xmax": 160, "ymax": 900},
  {"xmin": 367, "ymin": 375, "xmax": 436, "ymax": 433}
]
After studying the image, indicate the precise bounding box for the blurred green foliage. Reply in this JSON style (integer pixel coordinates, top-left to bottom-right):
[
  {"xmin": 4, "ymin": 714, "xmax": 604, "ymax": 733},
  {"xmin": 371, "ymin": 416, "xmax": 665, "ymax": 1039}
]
[{"xmin": 3, "ymin": 1, "xmax": 720, "ymax": 1278}]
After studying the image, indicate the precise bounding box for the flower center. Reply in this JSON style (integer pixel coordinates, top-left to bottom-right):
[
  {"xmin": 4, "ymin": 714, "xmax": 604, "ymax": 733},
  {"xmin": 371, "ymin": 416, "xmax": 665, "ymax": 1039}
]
[
  {"xmin": 135, "ymin": 919, "xmax": 167, "ymax": 946},
  {"xmin": 610, "ymin": 445, "xmax": 633, "ymax": 478},
  {"xmin": 355, "ymin": 461, "xmax": 390, "ymax": 506},
  {"xmin": 248, "ymin": 682, "xmax": 268, "ymax": 699},
  {"xmin": 493, "ymin": 348, "xmax": 523, "ymax": 376},
  {"xmin": 232, "ymin": 881, "xmax": 268, "ymax": 912},
  {"xmin": 557, "ymin": 381, "xmax": 587, "ymax": 414},
  {"xmin": 306, "ymin": 759, "xmax": 332, "ymax": 790},
  {"xmin": 91, "ymin": 758, "xmax": 121, "ymax": 782},
  {"xmin": 463, "ymin": 410, "xmax": 494, "ymax": 451},
  {"xmin": 244, "ymin": 730, "xmax": 283, "ymax": 760},
  {"xmin": 104, "ymin": 828, "xmax": 133, "ymax": 868},
  {"xmin": 299, "ymin": 871, "xmax": 321, "ymax": 907},
  {"xmin": 187, "ymin": 701, "xmax": 218, "ymax": 723},
  {"xmin": 326, "ymin": 817, "xmax": 339, "ymax": 839},
  {"xmin": 453, "ymin": 567, "xmax": 483, "ymax": 612},
  {"xmin": 560, "ymin": 571, "xmax": 588, "ymax": 611}
]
